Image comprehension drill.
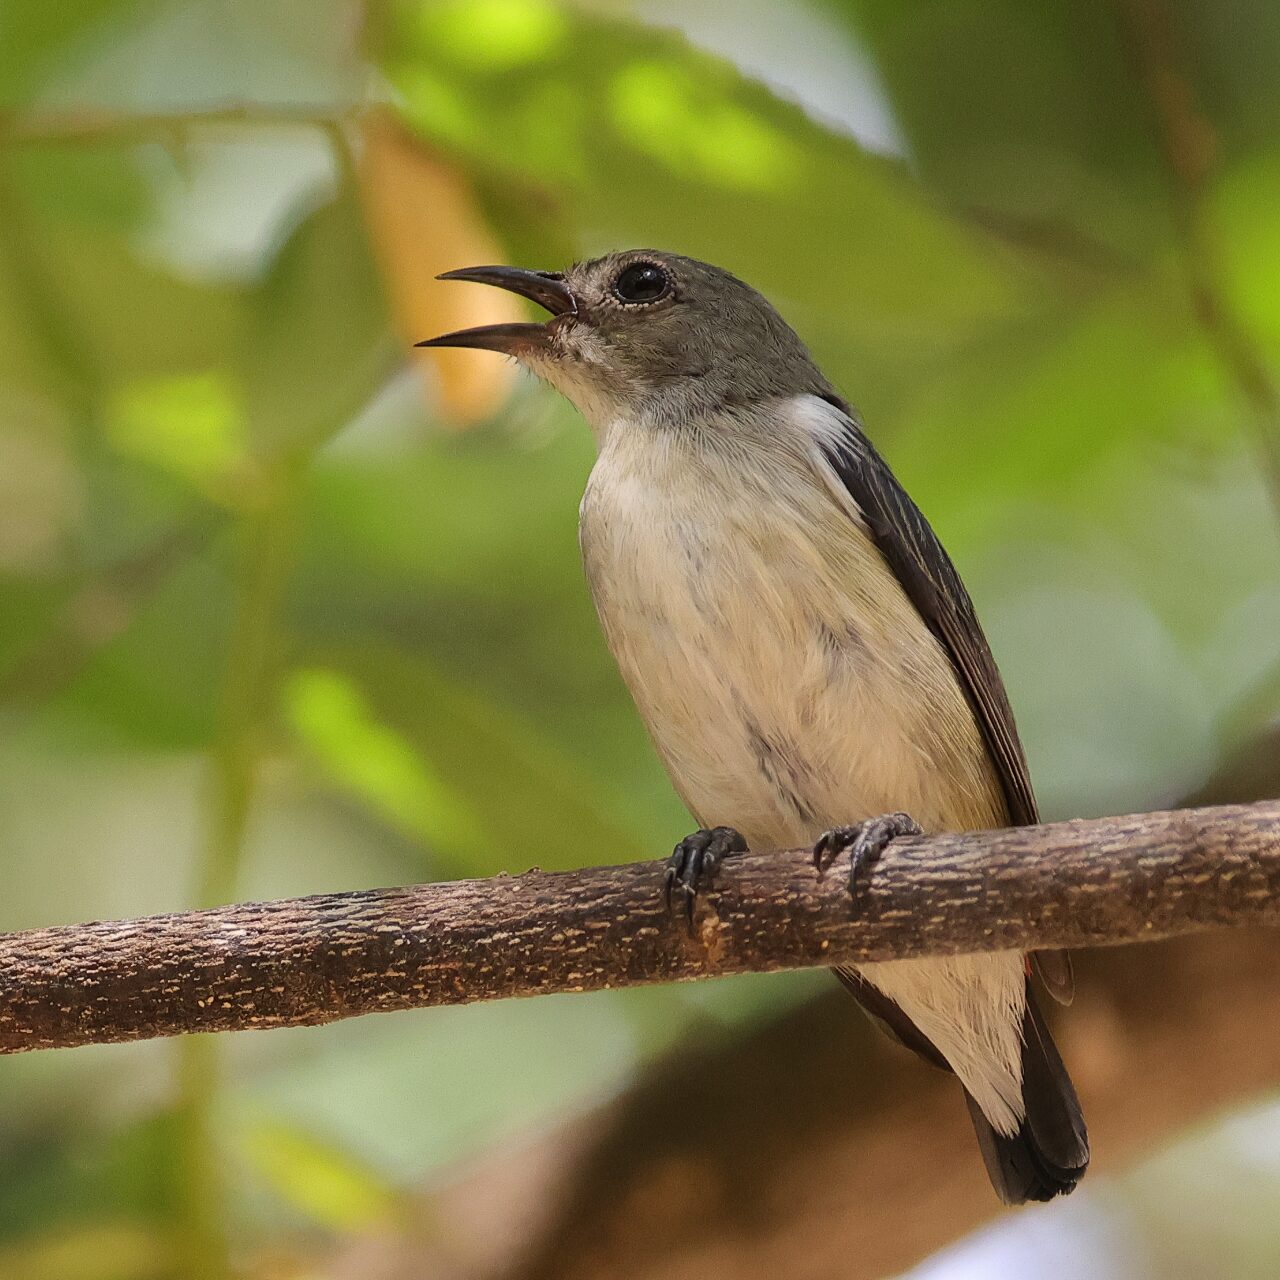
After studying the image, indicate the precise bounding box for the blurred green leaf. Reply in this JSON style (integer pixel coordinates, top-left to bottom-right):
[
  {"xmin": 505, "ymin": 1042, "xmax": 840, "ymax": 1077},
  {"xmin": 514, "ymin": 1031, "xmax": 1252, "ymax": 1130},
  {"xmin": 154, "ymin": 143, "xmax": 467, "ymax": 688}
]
[
  {"xmin": 422, "ymin": 0, "xmax": 568, "ymax": 71},
  {"xmin": 240, "ymin": 186, "xmax": 395, "ymax": 456},
  {"xmin": 302, "ymin": 640, "xmax": 652, "ymax": 875},
  {"xmin": 0, "ymin": 1113, "xmax": 179, "ymax": 1242},
  {"xmin": 55, "ymin": 544, "xmax": 231, "ymax": 749},
  {"xmin": 0, "ymin": 0, "xmax": 147, "ymax": 109},
  {"xmin": 9, "ymin": 0, "xmax": 365, "ymax": 116},
  {"xmin": 607, "ymin": 58, "xmax": 802, "ymax": 192},
  {"xmin": 239, "ymin": 1119, "xmax": 404, "ymax": 1232},
  {"xmin": 832, "ymin": 0, "xmax": 1168, "ymax": 249},
  {"xmin": 1214, "ymin": 147, "xmax": 1280, "ymax": 350},
  {"xmin": 285, "ymin": 665, "xmax": 489, "ymax": 854},
  {"xmin": 106, "ymin": 370, "xmax": 248, "ymax": 499},
  {"xmin": 0, "ymin": 1222, "xmax": 170, "ymax": 1280},
  {"xmin": 0, "ymin": 144, "xmax": 241, "ymax": 413},
  {"xmin": 4, "ymin": 146, "xmax": 151, "ymax": 231},
  {"xmin": 886, "ymin": 279, "xmax": 1227, "ymax": 533}
]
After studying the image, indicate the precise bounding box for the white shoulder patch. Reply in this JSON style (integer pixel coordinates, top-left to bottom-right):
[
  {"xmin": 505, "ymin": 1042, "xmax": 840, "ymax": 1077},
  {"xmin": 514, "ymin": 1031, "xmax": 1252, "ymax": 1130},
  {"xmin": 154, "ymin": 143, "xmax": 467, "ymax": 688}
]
[
  {"xmin": 783, "ymin": 391, "xmax": 852, "ymax": 450},
  {"xmin": 781, "ymin": 392, "xmax": 868, "ymax": 527}
]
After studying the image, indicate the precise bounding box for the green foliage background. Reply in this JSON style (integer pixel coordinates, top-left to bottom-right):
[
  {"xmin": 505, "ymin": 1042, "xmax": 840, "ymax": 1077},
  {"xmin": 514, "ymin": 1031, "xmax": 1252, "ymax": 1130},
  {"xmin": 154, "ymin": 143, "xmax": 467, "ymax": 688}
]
[{"xmin": 2, "ymin": 0, "xmax": 1279, "ymax": 1276}]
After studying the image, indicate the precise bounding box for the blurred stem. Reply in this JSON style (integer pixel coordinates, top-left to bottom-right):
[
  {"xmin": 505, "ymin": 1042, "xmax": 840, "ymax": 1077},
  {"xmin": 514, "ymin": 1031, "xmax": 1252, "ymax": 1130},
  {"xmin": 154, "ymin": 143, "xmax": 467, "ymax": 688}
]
[
  {"xmin": 0, "ymin": 104, "xmax": 360, "ymax": 146},
  {"xmin": 198, "ymin": 486, "xmax": 299, "ymax": 907},
  {"xmin": 173, "ymin": 1039, "xmax": 228, "ymax": 1280},
  {"xmin": 0, "ymin": 164, "xmax": 99, "ymax": 420},
  {"xmin": 174, "ymin": 469, "xmax": 302, "ymax": 1280},
  {"xmin": 1121, "ymin": 0, "xmax": 1280, "ymax": 525}
]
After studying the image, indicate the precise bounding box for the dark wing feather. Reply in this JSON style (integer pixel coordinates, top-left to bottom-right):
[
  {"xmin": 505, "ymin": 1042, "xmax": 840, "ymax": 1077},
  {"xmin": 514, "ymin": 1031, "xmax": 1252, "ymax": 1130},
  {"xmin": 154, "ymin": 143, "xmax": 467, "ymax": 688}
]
[
  {"xmin": 814, "ymin": 401, "xmax": 1037, "ymax": 826},
  {"xmin": 815, "ymin": 398, "xmax": 1072, "ymax": 1003},
  {"xmin": 832, "ymin": 966, "xmax": 951, "ymax": 1071}
]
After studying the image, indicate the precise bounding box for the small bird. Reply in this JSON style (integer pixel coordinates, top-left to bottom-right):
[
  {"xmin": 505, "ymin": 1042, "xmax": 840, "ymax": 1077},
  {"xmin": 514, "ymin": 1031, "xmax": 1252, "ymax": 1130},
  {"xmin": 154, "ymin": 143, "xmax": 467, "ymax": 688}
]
[{"xmin": 421, "ymin": 252, "xmax": 1089, "ymax": 1203}]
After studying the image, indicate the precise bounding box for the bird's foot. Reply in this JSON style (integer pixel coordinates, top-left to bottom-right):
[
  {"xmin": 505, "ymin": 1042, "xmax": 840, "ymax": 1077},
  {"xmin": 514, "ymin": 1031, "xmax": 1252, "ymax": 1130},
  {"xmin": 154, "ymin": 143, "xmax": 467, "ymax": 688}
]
[
  {"xmin": 812, "ymin": 812, "xmax": 922, "ymax": 897},
  {"xmin": 664, "ymin": 826, "xmax": 748, "ymax": 932}
]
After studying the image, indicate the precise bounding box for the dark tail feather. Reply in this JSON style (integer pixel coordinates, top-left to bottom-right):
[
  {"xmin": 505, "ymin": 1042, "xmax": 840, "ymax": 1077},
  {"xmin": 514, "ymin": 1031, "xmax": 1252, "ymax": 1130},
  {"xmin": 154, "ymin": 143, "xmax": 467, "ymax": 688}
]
[
  {"xmin": 965, "ymin": 987, "xmax": 1090, "ymax": 1204},
  {"xmin": 834, "ymin": 967, "xmax": 1089, "ymax": 1204}
]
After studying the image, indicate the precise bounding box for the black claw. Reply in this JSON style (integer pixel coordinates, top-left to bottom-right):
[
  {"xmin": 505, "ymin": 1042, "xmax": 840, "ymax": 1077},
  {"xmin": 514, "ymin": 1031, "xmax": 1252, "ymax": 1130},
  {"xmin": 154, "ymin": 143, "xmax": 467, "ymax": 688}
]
[
  {"xmin": 664, "ymin": 826, "xmax": 747, "ymax": 933},
  {"xmin": 812, "ymin": 827, "xmax": 844, "ymax": 876},
  {"xmin": 811, "ymin": 812, "xmax": 922, "ymax": 899}
]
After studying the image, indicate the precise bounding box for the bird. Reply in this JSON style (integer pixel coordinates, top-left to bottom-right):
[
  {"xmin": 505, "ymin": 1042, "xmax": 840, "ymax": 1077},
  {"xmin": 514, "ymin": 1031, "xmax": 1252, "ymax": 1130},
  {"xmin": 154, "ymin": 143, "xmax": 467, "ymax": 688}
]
[{"xmin": 419, "ymin": 251, "xmax": 1089, "ymax": 1204}]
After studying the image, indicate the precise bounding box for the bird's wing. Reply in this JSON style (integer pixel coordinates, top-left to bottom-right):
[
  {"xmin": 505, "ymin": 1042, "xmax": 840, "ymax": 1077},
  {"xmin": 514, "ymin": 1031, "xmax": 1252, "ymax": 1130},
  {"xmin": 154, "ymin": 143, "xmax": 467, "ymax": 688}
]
[{"xmin": 812, "ymin": 396, "xmax": 1072, "ymax": 1003}]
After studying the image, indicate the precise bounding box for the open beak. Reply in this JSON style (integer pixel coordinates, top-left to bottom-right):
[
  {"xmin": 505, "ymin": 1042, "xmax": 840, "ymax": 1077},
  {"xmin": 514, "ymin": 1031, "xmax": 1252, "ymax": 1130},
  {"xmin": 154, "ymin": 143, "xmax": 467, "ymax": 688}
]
[{"xmin": 415, "ymin": 266, "xmax": 575, "ymax": 353}]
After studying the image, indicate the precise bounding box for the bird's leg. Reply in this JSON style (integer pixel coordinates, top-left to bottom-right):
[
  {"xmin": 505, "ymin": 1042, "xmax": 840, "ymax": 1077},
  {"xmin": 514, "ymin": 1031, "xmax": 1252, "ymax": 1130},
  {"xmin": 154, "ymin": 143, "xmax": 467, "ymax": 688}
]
[
  {"xmin": 664, "ymin": 826, "xmax": 748, "ymax": 932},
  {"xmin": 812, "ymin": 812, "xmax": 922, "ymax": 898}
]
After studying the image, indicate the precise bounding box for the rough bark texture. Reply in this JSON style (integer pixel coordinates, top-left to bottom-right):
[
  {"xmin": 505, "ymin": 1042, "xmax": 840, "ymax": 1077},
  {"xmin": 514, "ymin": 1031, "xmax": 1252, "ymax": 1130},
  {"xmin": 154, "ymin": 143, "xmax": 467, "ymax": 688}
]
[{"xmin": 1, "ymin": 801, "xmax": 1278, "ymax": 1054}]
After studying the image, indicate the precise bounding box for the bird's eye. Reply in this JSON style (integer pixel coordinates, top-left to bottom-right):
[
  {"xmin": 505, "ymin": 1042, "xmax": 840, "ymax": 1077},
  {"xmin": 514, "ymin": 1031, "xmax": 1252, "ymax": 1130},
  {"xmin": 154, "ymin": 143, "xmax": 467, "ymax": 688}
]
[{"xmin": 612, "ymin": 262, "xmax": 671, "ymax": 305}]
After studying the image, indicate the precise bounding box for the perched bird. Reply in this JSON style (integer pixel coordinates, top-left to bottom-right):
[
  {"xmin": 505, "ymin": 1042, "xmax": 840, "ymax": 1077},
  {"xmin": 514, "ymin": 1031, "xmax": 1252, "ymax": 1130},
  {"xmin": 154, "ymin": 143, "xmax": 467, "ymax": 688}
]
[{"xmin": 421, "ymin": 252, "xmax": 1089, "ymax": 1203}]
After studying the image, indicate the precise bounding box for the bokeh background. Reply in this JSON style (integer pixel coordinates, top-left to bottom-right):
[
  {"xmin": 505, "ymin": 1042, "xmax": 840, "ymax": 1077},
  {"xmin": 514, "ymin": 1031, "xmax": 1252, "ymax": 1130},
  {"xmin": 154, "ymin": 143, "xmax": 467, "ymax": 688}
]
[{"xmin": 2, "ymin": 1, "xmax": 1280, "ymax": 1277}]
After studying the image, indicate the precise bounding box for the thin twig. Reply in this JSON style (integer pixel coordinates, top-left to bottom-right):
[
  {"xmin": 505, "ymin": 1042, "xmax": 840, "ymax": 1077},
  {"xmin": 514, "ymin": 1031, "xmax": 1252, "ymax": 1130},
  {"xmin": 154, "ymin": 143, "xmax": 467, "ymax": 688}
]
[{"xmin": 0, "ymin": 104, "xmax": 364, "ymax": 145}]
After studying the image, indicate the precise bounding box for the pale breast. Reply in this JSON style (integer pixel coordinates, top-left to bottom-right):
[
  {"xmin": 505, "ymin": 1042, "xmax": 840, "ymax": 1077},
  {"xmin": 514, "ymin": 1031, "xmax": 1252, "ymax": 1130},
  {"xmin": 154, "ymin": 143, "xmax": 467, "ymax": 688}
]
[{"xmin": 579, "ymin": 425, "xmax": 1005, "ymax": 851}]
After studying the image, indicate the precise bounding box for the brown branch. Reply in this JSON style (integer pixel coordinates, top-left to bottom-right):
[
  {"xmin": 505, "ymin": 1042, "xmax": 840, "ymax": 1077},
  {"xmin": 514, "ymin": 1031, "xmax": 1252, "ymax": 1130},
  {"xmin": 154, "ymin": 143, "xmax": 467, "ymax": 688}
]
[{"xmin": 1, "ymin": 801, "xmax": 1278, "ymax": 1055}]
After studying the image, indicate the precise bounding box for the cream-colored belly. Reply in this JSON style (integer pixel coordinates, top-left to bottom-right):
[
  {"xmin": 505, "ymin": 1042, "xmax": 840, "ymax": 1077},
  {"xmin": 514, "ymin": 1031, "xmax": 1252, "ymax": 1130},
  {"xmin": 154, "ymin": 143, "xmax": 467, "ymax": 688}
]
[{"xmin": 580, "ymin": 442, "xmax": 1005, "ymax": 853}]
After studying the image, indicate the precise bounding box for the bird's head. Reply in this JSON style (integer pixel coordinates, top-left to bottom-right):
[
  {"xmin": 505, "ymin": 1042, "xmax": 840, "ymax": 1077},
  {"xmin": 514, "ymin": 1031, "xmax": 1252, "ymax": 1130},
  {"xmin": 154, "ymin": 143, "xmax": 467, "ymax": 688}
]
[{"xmin": 419, "ymin": 250, "xmax": 829, "ymax": 430}]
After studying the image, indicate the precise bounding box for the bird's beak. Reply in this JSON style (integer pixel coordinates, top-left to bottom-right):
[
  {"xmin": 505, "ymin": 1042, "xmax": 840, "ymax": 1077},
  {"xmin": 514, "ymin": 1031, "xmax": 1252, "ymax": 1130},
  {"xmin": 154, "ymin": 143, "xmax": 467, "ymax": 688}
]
[{"xmin": 415, "ymin": 266, "xmax": 576, "ymax": 354}]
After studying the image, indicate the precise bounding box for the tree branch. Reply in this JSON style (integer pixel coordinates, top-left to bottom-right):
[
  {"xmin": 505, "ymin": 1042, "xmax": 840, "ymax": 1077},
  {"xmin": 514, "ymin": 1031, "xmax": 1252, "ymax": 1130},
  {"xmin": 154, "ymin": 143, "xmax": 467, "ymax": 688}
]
[{"xmin": 2, "ymin": 801, "xmax": 1278, "ymax": 1054}]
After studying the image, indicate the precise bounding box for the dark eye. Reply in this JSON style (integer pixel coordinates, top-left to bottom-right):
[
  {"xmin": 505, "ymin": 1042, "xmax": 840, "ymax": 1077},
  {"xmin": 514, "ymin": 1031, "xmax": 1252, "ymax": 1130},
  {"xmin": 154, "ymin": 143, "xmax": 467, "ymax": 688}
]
[{"xmin": 612, "ymin": 261, "xmax": 671, "ymax": 304}]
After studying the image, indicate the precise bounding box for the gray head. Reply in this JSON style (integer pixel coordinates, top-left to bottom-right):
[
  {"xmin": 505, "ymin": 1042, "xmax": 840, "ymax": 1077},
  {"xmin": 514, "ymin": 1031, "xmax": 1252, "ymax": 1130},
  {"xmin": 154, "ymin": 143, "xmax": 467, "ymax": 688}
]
[{"xmin": 419, "ymin": 250, "xmax": 837, "ymax": 430}]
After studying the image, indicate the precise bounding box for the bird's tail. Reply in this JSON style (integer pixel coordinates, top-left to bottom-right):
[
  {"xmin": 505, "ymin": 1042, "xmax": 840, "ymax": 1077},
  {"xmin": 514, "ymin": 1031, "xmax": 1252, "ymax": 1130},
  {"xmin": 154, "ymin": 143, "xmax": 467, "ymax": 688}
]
[{"xmin": 964, "ymin": 986, "xmax": 1089, "ymax": 1204}]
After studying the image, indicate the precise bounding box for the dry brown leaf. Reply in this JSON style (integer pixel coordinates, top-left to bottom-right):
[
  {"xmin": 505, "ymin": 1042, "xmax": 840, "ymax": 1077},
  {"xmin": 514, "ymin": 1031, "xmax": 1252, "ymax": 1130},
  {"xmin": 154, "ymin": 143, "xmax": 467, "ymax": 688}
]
[{"xmin": 360, "ymin": 111, "xmax": 520, "ymax": 426}]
